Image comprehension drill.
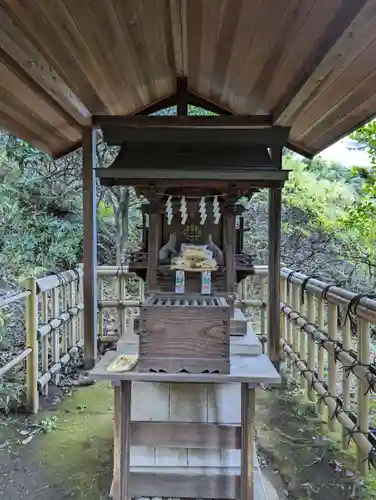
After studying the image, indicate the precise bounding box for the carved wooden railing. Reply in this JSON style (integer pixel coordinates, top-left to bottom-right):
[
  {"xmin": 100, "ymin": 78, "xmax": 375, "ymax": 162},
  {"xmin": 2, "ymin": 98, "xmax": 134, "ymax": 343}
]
[
  {"xmin": 97, "ymin": 265, "xmax": 144, "ymax": 344},
  {"xmin": 0, "ymin": 267, "xmax": 83, "ymax": 413},
  {"xmin": 240, "ymin": 266, "xmax": 376, "ymax": 476}
]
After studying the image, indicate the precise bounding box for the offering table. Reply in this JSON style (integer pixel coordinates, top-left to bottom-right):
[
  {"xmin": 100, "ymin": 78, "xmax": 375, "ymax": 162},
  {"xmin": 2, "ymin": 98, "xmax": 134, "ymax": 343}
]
[{"xmin": 90, "ymin": 349, "xmax": 280, "ymax": 500}]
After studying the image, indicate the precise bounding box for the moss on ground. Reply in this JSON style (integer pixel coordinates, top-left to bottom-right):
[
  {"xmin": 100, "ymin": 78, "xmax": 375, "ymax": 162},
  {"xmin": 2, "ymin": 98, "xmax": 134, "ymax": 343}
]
[{"xmin": 38, "ymin": 381, "xmax": 114, "ymax": 499}]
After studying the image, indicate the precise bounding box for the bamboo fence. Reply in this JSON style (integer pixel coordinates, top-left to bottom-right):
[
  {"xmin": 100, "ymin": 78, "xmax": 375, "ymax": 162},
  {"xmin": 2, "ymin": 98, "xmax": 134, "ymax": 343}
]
[
  {"xmin": 0, "ymin": 265, "xmax": 144, "ymax": 414},
  {"xmin": 240, "ymin": 266, "xmax": 376, "ymax": 476},
  {"xmin": 0, "ymin": 267, "xmax": 84, "ymax": 413}
]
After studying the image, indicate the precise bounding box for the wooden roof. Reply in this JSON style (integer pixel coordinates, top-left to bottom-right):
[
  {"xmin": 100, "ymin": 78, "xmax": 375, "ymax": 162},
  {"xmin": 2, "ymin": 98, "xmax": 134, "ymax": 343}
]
[{"xmin": 1, "ymin": 0, "xmax": 376, "ymax": 159}]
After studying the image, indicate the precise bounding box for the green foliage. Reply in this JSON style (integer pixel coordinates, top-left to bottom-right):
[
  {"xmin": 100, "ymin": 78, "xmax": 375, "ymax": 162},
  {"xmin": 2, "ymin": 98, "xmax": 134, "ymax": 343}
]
[{"xmin": 345, "ymin": 123, "xmax": 376, "ymax": 267}]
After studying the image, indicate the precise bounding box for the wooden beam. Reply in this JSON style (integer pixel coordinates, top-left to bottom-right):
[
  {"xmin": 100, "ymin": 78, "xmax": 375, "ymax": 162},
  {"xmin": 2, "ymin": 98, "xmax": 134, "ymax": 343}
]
[
  {"xmin": 109, "ymin": 144, "xmax": 274, "ymax": 170},
  {"xmin": 188, "ymin": 90, "xmax": 233, "ymax": 116},
  {"xmin": 130, "ymin": 422, "xmax": 240, "ymax": 448},
  {"xmin": 176, "ymin": 77, "xmax": 188, "ymax": 116},
  {"xmin": 82, "ymin": 126, "xmax": 97, "ymax": 369},
  {"xmin": 273, "ymin": 0, "xmax": 368, "ymax": 124},
  {"xmin": 270, "ymin": 145, "xmax": 283, "ymax": 169},
  {"xmin": 96, "ymin": 167, "xmax": 290, "ymax": 182},
  {"xmin": 101, "ymin": 125, "xmax": 290, "ymax": 146},
  {"xmin": 268, "ymin": 182, "xmax": 282, "ymax": 371},
  {"xmin": 94, "ymin": 114, "xmax": 274, "ymax": 128},
  {"xmin": 286, "ymin": 141, "xmax": 314, "ymax": 160},
  {"xmin": 135, "ymin": 93, "xmax": 177, "ymax": 115}
]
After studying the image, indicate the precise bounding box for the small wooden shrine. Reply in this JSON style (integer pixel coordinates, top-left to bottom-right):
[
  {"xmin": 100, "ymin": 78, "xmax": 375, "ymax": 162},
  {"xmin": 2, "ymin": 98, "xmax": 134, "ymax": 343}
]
[{"xmin": 93, "ymin": 117, "xmax": 289, "ymax": 500}]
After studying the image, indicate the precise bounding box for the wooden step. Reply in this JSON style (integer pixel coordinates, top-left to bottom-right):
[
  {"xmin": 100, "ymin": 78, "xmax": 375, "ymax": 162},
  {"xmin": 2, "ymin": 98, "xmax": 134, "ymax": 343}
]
[{"xmin": 230, "ymin": 308, "xmax": 248, "ymax": 336}]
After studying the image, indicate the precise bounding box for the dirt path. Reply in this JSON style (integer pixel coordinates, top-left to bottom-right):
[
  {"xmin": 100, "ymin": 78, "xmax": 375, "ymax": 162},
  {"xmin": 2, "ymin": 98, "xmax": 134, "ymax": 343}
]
[{"xmin": 0, "ymin": 382, "xmax": 113, "ymax": 500}]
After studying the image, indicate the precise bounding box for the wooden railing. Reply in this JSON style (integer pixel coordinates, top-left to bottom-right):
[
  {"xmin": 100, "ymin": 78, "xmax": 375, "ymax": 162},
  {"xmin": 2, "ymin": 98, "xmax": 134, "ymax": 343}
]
[
  {"xmin": 240, "ymin": 266, "xmax": 376, "ymax": 477},
  {"xmin": 0, "ymin": 267, "xmax": 83, "ymax": 413}
]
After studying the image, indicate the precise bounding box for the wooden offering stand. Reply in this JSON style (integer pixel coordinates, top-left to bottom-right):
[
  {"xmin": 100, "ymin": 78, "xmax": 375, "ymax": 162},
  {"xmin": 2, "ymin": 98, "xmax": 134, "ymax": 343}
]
[{"xmin": 92, "ymin": 123, "xmax": 289, "ymax": 499}]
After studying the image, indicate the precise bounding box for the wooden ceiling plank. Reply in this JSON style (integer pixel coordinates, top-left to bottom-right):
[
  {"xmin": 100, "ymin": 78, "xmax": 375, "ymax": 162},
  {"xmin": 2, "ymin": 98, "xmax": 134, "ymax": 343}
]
[
  {"xmin": 0, "ymin": 86, "xmax": 71, "ymax": 152},
  {"xmin": 37, "ymin": 0, "xmax": 120, "ymax": 112},
  {"xmin": 154, "ymin": 0, "xmax": 177, "ymax": 79},
  {"xmin": 110, "ymin": 0, "xmax": 151, "ymax": 105},
  {"xmin": 90, "ymin": 0, "xmax": 147, "ymax": 109},
  {"xmin": 290, "ymin": 7, "xmax": 376, "ymax": 139},
  {"xmin": 306, "ymin": 90, "xmax": 376, "ymax": 154},
  {"xmin": 82, "ymin": 0, "xmax": 144, "ymax": 111},
  {"xmin": 209, "ymin": 0, "xmax": 242, "ymax": 103},
  {"xmin": 187, "ymin": 0, "xmax": 203, "ymax": 95},
  {"xmin": 222, "ymin": 0, "xmax": 287, "ymax": 114},
  {"xmin": 5, "ymin": 0, "xmax": 107, "ymax": 114},
  {"xmin": 134, "ymin": 0, "xmax": 174, "ymax": 99},
  {"xmin": 273, "ymin": 0, "xmax": 368, "ymax": 124},
  {"xmin": 262, "ymin": 0, "xmax": 320, "ymax": 111},
  {"xmin": 0, "ymin": 58, "xmax": 80, "ymax": 143},
  {"xmin": 195, "ymin": 0, "xmax": 222, "ymax": 98},
  {"xmin": 0, "ymin": 108, "xmax": 59, "ymax": 153},
  {"xmin": 115, "ymin": 0, "xmax": 159, "ymax": 103},
  {"xmin": 0, "ymin": 2, "xmax": 90, "ymax": 127},
  {"xmin": 57, "ymin": 0, "xmax": 126, "ymax": 114},
  {"xmin": 248, "ymin": 0, "xmax": 311, "ymax": 112},
  {"xmin": 300, "ymin": 69, "xmax": 376, "ymax": 146},
  {"xmin": 169, "ymin": 0, "xmax": 185, "ymax": 76}
]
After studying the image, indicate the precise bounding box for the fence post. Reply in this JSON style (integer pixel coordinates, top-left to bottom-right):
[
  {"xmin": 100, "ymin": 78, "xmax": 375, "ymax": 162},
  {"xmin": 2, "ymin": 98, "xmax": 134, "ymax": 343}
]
[
  {"xmin": 327, "ymin": 302, "xmax": 338, "ymax": 433},
  {"xmin": 341, "ymin": 314, "xmax": 352, "ymax": 450},
  {"xmin": 306, "ymin": 293, "xmax": 316, "ymax": 401},
  {"xmin": 291, "ymin": 283, "xmax": 300, "ymax": 378},
  {"xmin": 77, "ymin": 264, "xmax": 84, "ymax": 342},
  {"xmin": 357, "ymin": 318, "xmax": 370, "ymax": 476},
  {"xmin": 317, "ymin": 297, "xmax": 325, "ymax": 417},
  {"xmin": 260, "ymin": 277, "xmax": 266, "ymax": 353},
  {"xmin": 25, "ymin": 277, "xmax": 38, "ymax": 414}
]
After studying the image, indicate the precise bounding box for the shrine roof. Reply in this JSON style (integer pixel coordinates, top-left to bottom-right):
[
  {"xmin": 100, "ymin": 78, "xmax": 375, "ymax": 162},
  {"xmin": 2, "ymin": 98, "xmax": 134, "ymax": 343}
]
[{"xmin": 1, "ymin": 0, "xmax": 376, "ymax": 159}]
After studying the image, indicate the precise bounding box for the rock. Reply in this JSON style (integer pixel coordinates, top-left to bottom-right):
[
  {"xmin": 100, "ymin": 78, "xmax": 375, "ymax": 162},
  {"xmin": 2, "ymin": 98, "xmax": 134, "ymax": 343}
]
[{"xmin": 76, "ymin": 377, "xmax": 95, "ymax": 387}]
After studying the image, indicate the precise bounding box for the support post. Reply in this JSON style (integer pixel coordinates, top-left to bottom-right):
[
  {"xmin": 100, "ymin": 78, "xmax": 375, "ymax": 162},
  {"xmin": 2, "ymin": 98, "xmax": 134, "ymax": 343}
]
[
  {"xmin": 83, "ymin": 126, "xmax": 98, "ymax": 369},
  {"xmin": 240, "ymin": 383, "xmax": 255, "ymax": 500},
  {"xmin": 268, "ymin": 186, "xmax": 282, "ymax": 370},
  {"xmin": 236, "ymin": 214, "xmax": 244, "ymax": 253},
  {"xmin": 147, "ymin": 201, "xmax": 160, "ymax": 292},
  {"xmin": 224, "ymin": 204, "xmax": 236, "ymax": 293},
  {"xmin": 119, "ymin": 380, "xmax": 132, "ymax": 500}
]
